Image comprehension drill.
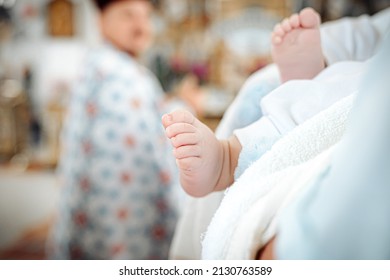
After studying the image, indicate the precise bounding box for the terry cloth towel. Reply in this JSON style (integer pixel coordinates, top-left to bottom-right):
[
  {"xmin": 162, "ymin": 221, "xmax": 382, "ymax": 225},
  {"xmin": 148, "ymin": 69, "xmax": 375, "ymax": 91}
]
[{"xmin": 201, "ymin": 94, "xmax": 354, "ymax": 260}]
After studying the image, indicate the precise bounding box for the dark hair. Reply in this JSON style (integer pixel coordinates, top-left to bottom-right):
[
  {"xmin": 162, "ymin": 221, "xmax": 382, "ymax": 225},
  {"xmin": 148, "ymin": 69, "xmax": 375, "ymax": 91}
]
[
  {"xmin": 92, "ymin": 0, "xmax": 121, "ymax": 11},
  {"xmin": 92, "ymin": 0, "xmax": 154, "ymax": 11}
]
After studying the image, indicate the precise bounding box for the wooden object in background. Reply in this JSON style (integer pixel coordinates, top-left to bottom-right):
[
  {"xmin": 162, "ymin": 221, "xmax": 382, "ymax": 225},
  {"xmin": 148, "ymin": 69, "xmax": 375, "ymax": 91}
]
[
  {"xmin": 216, "ymin": 0, "xmax": 292, "ymax": 18},
  {"xmin": 0, "ymin": 217, "xmax": 53, "ymax": 260},
  {"xmin": 0, "ymin": 80, "xmax": 29, "ymax": 160},
  {"xmin": 47, "ymin": 0, "xmax": 75, "ymax": 37}
]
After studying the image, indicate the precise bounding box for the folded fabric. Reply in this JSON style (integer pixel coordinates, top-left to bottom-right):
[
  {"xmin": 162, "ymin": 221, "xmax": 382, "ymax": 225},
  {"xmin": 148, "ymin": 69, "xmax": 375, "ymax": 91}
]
[
  {"xmin": 227, "ymin": 146, "xmax": 335, "ymax": 259},
  {"xmin": 234, "ymin": 61, "xmax": 364, "ymax": 178},
  {"xmin": 202, "ymin": 94, "xmax": 354, "ymax": 259}
]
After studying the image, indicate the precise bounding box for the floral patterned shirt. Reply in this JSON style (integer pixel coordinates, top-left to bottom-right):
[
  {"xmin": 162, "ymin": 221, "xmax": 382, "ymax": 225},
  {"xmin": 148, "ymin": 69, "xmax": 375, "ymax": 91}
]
[{"xmin": 49, "ymin": 43, "xmax": 179, "ymax": 259}]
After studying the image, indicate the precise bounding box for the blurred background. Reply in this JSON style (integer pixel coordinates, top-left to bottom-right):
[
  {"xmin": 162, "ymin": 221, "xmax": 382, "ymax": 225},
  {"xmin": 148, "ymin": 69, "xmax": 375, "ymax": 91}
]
[{"xmin": 0, "ymin": 0, "xmax": 389, "ymax": 259}]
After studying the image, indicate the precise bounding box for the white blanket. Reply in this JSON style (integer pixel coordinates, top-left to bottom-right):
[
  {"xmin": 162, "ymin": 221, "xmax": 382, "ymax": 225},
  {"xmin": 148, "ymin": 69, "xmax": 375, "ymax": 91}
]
[{"xmin": 202, "ymin": 94, "xmax": 354, "ymax": 259}]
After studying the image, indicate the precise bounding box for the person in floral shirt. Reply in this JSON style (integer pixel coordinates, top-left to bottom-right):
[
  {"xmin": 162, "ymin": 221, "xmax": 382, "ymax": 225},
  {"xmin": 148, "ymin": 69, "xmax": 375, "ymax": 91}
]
[{"xmin": 47, "ymin": 0, "xmax": 180, "ymax": 259}]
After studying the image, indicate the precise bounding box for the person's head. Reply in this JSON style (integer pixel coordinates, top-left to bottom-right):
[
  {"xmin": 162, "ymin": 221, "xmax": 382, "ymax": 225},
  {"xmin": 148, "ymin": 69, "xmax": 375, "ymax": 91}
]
[{"xmin": 93, "ymin": 0, "xmax": 153, "ymax": 57}]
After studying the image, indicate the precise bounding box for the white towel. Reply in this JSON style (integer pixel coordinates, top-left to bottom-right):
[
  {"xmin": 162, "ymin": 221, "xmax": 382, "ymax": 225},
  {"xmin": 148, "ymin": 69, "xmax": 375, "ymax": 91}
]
[
  {"xmin": 202, "ymin": 94, "xmax": 354, "ymax": 259},
  {"xmin": 227, "ymin": 145, "xmax": 335, "ymax": 259}
]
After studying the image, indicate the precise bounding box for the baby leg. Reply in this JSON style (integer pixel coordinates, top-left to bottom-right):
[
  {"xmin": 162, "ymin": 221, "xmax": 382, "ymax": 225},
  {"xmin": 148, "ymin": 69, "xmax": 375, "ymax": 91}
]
[
  {"xmin": 271, "ymin": 7, "xmax": 325, "ymax": 82},
  {"xmin": 162, "ymin": 110, "xmax": 224, "ymax": 197}
]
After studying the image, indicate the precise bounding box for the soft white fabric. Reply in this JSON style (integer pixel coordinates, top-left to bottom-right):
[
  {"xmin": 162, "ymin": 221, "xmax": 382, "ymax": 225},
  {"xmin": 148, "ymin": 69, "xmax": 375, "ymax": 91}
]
[
  {"xmin": 168, "ymin": 192, "xmax": 223, "ymax": 259},
  {"xmin": 234, "ymin": 60, "xmax": 364, "ymax": 178},
  {"xmin": 321, "ymin": 7, "xmax": 390, "ymax": 64},
  {"xmin": 276, "ymin": 34, "xmax": 390, "ymax": 259},
  {"xmin": 202, "ymin": 94, "xmax": 354, "ymax": 259},
  {"xmin": 216, "ymin": 64, "xmax": 281, "ymax": 139},
  {"xmin": 235, "ymin": 61, "xmax": 363, "ymax": 141},
  {"xmin": 227, "ymin": 145, "xmax": 335, "ymax": 259}
]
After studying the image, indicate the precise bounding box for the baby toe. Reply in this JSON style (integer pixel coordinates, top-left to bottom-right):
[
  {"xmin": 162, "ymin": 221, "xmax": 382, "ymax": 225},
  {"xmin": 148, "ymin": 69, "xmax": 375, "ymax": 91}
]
[
  {"xmin": 281, "ymin": 18, "xmax": 292, "ymax": 32},
  {"xmin": 299, "ymin": 7, "xmax": 321, "ymax": 28},
  {"xmin": 273, "ymin": 23, "xmax": 285, "ymax": 36},
  {"xmin": 289, "ymin": 13, "xmax": 300, "ymax": 28}
]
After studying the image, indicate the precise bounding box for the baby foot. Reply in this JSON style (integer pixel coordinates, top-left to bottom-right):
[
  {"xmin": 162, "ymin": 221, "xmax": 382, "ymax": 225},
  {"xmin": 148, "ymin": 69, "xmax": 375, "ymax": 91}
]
[
  {"xmin": 162, "ymin": 110, "xmax": 223, "ymax": 197},
  {"xmin": 271, "ymin": 7, "xmax": 325, "ymax": 83}
]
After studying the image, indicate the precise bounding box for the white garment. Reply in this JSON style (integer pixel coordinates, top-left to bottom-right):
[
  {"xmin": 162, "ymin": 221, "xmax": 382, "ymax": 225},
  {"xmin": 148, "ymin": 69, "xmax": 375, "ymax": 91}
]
[
  {"xmin": 202, "ymin": 94, "xmax": 354, "ymax": 259},
  {"xmin": 321, "ymin": 7, "xmax": 390, "ymax": 64},
  {"xmin": 234, "ymin": 60, "xmax": 364, "ymax": 177},
  {"xmin": 234, "ymin": 62, "xmax": 364, "ymax": 151},
  {"xmin": 276, "ymin": 34, "xmax": 390, "ymax": 260}
]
